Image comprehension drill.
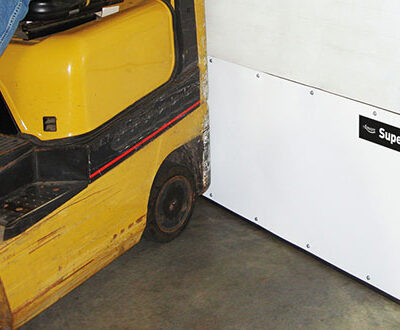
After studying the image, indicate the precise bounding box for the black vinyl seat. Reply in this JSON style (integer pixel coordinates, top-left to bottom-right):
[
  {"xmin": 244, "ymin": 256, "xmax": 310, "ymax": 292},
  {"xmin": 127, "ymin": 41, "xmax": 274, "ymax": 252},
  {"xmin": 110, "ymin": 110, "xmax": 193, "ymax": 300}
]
[
  {"xmin": 19, "ymin": 0, "xmax": 123, "ymax": 39},
  {"xmin": 27, "ymin": 0, "xmax": 88, "ymax": 21},
  {"xmin": 26, "ymin": 0, "xmax": 122, "ymax": 21}
]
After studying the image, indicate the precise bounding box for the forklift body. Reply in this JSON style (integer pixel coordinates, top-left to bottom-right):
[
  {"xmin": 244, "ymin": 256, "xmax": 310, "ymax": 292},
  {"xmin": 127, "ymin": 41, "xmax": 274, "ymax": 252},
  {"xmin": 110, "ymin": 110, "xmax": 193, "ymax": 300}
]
[{"xmin": 0, "ymin": 0, "xmax": 209, "ymax": 327}]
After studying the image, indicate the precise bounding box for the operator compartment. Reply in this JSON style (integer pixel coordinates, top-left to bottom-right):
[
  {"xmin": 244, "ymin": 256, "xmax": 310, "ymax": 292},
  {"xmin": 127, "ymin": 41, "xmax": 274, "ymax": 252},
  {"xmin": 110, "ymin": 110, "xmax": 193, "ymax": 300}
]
[{"xmin": 0, "ymin": 0, "xmax": 176, "ymax": 241}]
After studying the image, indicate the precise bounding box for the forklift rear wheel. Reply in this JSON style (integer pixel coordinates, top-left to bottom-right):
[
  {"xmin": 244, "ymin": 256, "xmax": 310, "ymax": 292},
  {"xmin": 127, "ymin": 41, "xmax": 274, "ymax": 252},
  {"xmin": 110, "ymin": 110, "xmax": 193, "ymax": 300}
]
[{"xmin": 144, "ymin": 162, "xmax": 196, "ymax": 243}]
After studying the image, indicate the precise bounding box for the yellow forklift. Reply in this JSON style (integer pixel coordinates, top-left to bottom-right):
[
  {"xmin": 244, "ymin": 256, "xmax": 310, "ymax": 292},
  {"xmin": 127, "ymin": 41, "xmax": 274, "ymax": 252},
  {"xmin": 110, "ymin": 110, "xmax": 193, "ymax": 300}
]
[{"xmin": 0, "ymin": 0, "xmax": 208, "ymax": 327}]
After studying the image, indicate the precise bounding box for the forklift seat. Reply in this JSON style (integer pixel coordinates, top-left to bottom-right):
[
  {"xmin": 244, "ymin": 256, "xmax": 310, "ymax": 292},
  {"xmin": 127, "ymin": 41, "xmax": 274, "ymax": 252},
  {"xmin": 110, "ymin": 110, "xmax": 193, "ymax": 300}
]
[
  {"xmin": 27, "ymin": 0, "xmax": 87, "ymax": 21},
  {"xmin": 26, "ymin": 0, "xmax": 123, "ymax": 21}
]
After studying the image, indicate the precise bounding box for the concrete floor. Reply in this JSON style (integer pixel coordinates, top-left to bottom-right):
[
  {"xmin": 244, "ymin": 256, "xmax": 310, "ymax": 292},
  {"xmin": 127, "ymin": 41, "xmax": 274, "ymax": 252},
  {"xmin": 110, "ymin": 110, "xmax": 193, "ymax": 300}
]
[{"xmin": 24, "ymin": 198, "xmax": 400, "ymax": 329}]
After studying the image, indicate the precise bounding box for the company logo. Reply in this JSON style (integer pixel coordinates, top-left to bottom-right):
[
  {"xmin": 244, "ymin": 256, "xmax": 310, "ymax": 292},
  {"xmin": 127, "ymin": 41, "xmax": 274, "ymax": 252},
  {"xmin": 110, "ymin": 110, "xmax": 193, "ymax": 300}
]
[
  {"xmin": 360, "ymin": 116, "xmax": 400, "ymax": 152},
  {"xmin": 363, "ymin": 124, "xmax": 376, "ymax": 134}
]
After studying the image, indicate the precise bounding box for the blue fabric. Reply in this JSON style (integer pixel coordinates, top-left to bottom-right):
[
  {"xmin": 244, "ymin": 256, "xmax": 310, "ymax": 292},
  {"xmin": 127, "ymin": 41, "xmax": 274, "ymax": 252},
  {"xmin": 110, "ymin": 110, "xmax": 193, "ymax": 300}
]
[{"xmin": 0, "ymin": 0, "xmax": 31, "ymax": 56}]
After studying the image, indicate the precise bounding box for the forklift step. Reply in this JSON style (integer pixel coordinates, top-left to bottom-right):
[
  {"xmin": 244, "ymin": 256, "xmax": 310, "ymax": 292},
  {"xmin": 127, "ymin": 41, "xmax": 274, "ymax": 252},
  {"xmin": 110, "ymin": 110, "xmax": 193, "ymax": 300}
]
[
  {"xmin": 0, "ymin": 134, "xmax": 89, "ymax": 240},
  {"xmin": 0, "ymin": 135, "xmax": 34, "ymax": 200},
  {"xmin": 0, "ymin": 135, "xmax": 32, "ymax": 167},
  {"xmin": 0, "ymin": 181, "xmax": 86, "ymax": 241}
]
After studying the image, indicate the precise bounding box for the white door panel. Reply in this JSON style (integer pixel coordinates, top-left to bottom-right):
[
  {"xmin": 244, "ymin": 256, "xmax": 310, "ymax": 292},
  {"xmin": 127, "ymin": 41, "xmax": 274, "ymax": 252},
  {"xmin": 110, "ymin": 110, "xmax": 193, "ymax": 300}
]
[{"xmin": 206, "ymin": 57, "xmax": 400, "ymax": 299}]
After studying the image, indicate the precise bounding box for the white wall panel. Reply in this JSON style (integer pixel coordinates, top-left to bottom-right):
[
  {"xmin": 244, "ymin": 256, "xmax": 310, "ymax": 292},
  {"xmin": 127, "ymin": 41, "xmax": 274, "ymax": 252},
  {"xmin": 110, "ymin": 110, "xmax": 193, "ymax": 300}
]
[
  {"xmin": 206, "ymin": 57, "xmax": 400, "ymax": 299},
  {"xmin": 206, "ymin": 0, "xmax": 400, "ymax": 113}
]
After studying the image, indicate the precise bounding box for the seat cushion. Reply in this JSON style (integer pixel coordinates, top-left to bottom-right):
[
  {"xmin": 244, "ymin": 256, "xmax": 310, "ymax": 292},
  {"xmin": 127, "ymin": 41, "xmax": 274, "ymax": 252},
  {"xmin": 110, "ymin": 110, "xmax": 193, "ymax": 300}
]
[{"xmin": 27, "ymin": 0, "xmax": 87, "ymax": 20}]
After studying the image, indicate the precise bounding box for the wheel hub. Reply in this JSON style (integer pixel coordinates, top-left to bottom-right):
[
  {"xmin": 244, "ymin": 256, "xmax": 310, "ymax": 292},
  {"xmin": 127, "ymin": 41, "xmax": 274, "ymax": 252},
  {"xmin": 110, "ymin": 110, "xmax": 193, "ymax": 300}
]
[{"xmin": 155, "ymin": 176, "xmax": 193, "ymax": 233}]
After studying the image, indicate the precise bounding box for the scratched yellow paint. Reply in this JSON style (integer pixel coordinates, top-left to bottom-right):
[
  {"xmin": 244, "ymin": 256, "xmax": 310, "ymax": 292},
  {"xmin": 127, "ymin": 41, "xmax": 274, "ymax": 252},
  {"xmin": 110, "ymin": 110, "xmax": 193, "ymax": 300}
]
[
  {"xmin": 0, "ymin": 104, "xmax": 207, "ymax": 327},
  {"xmin": 0, "ymin": 0, "xmax": 208, "ymax": 327},
  {"xmin": 195, "ymin": 0, "xmax": 208, "ymax": 102}
]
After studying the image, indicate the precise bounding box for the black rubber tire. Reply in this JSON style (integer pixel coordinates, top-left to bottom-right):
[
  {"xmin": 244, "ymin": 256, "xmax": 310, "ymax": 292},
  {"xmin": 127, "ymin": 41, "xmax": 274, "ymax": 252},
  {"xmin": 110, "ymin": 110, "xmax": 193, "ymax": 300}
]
[{"xmin": 144, "ymin": 162, "xmax": 196, "ymax": 243}]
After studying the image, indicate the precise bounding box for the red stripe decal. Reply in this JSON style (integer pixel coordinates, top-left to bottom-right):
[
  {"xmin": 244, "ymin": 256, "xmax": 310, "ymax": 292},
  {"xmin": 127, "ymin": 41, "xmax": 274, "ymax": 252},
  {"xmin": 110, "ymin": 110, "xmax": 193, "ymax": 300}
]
[{"xmin": 89, "ymin": 100, "xmax": 201, "ymax": 179}]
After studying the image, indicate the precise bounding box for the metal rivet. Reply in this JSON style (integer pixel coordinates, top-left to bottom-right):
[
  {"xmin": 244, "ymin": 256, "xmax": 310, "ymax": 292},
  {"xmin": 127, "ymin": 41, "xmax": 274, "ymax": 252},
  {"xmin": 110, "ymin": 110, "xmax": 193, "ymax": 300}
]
[
  {"xmin": 256, "ymin": 73, "xmax": 260, "ymax": 78},
  {"xmin": 366, "ymin": 275, "xmax": 371, "ymax": 281},
  {"xmin": 373, "ymin": 111, "xmax": 377, "ymax": 116},
  {"xmin": 306, "ymin": 244, "xmax": 311, "ymax": 249},
  {"xmin": 310, "ymin": 90, "xmax": 314, "ymax": 96},
  {"xmin": 209, "ymin": 193, "xmax": 213, "ymax": 198},
  {"xmin": 254, "ymin": 217, "xmax": 258, "ymax": 222}
]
